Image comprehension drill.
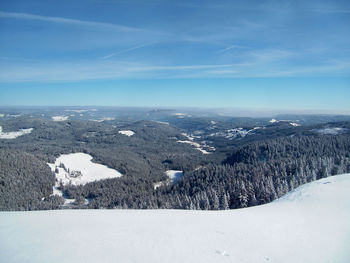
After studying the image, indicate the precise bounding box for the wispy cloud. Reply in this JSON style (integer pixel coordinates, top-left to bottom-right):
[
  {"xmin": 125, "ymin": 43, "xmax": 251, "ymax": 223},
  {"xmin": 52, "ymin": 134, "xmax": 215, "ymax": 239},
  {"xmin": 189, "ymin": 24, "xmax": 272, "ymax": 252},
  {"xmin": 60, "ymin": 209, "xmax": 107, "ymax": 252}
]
[
  {"xmin": 1, "ymin": 55, "xmax": 349, "ymax": 82},
  {"xmin": 0, "ymin": 11, "xmax": 146, "ymax": 33},
  {"xmin": 102, "ymin": 42, "xmax": 157, "ymax": 59},
  {"xmin": 129, "ymin": 63, "xmax": 238, "ymax": 72},
  {"xmin": 217, "ymin": 44, "xmax": 250, "ymax": 53}
]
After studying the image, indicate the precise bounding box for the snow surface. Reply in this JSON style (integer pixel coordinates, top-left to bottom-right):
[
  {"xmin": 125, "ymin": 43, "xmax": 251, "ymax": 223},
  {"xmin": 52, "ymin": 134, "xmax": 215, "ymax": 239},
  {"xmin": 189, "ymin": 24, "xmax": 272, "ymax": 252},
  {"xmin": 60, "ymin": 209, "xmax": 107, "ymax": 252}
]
[
  {"xmin": 47, "ymin": 153, "xmax": 123, "ymax": 186},
  {"xmin": 52, "ymin": 116, "xmax": 69, "ymax": 121},
  {"xmin": 1, "ymin": 174, "xmax": 349, "ymax": 263},
  {"xmin": 0, "ymin": 126, "xmax": 33, "ymax": 139},
  {"xmin": 0, "ymin": 113, "xmax": 4, "ymax": 117},
  {"xmin": 118, "ymin": 130, "xmax": 135, "ymax": 136}
]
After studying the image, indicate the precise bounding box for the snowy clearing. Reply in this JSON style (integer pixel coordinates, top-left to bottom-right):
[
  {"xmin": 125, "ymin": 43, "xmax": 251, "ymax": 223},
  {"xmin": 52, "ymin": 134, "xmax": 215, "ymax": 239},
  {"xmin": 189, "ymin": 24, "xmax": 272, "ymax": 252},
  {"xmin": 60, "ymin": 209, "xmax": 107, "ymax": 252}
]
[
  {"xmin": 165, "ymin": 170, "xmax": 183, "ymax": 183},
  {"xmin": 118, "ymin": 130, "xmax": 135, "ymax": 136},
  {"xmin": 0, "ymin": 126, "xmax": 33, "ymax": 139},
  {"xmin": 1, "ymin": 174, "xmax": 349, "ymax": 263},
  {"xmin": 52, "ymin": 116, "xmax": 69, "ymax": 121},
  {"xmin": 177, "ymin": 140, "xmax": 210, "ymax": 154},
  {"xmin": 47, "ymin": 153, "xmax": 123, "ymax": 186},
  {"xmin": 178, "ymin": 133, "xmax": 211, "ymax": 154},
  {"xmin": 153, "ymin": 170, "xmax": 184, "ymax": 189},
  {"xmin": 209, "ymin": 127, "xmax": 263, "ymax": 140}
]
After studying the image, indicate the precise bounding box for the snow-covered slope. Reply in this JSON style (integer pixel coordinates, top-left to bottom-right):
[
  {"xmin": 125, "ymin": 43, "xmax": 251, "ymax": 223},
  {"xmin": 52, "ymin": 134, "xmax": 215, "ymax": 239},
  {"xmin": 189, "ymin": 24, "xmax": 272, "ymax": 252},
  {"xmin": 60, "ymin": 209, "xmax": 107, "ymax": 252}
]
[
  {"xmin": 0, "ymin": 126, "xmax": 33, "ymax": 139},
  {"xmin": 1, "ymin": 174, "xmax": 350, "ymax": 263}
]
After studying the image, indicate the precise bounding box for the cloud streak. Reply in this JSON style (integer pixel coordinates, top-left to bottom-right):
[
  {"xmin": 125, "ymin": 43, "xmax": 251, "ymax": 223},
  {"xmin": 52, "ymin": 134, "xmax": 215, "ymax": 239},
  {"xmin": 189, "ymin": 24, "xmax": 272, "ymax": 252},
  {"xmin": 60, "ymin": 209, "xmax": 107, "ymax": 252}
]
[
  {"xmin": 1, "ymin": 57, "xmax": 349, "ymax": 82},
  {"xmin": 0, "ymin": 11, "xmax": 146, "ymax": 33},
  {"xmin": 102, "ymin": 42, "xmax": 157, "ymax": 59}
]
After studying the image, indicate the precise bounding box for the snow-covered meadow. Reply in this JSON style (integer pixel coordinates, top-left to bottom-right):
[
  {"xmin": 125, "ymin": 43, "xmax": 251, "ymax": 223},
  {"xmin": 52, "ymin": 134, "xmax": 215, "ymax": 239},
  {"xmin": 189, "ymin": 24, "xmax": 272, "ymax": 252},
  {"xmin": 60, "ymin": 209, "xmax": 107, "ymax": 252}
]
[
  {"xmin": 1, "ymin": 174, "xmax": 349, "ymax": 263},
  {"xmin": 48, "ymin": 153, "xmax": 123, "ymax": 186}
]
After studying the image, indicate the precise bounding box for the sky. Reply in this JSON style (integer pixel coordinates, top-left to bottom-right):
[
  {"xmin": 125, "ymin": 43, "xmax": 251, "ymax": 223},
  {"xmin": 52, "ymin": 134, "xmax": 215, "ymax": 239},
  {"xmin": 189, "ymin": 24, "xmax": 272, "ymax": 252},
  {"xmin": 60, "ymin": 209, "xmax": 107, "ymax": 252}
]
[{"xmin": 0, "ymin": 0, "xmax": 349, "ymax": 112}]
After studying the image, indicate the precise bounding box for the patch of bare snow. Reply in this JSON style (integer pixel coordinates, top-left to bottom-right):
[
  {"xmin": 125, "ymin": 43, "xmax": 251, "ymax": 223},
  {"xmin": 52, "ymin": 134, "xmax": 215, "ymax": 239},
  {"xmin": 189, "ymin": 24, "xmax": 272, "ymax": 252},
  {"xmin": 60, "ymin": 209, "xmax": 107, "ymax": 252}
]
[
  {"xmin": 165, "ymin": 170, "xmax": 184, "ymax": 183},
  {"xmin": 118, "ymin": 130, "xmax": 135, "ymax": 136},
  {"xmin": 181, "ymin": 133, "xmax": 194, "ymax": 141},
  {"xmin": 92, "ymin": 117, "xmax": 115, "ymax": 122},
  {"xmin": 52, "ymin": 116, "xmax": 69, "ymax": 121},
  {"xmin": 153, "ymin": 170, "xmax": 184, "ymax": 189},
  {"xmin": 153, "ymin": 120, "xmax": 169, "ymax": 125}
]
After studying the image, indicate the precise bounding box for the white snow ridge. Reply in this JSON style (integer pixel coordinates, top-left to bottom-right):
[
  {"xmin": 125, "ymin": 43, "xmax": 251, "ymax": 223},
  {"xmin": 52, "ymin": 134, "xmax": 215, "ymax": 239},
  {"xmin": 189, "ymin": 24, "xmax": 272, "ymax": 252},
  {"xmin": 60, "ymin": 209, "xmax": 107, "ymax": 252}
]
[{"xmin": 1, "ymin": 173, "xmax": 349, "ymax": 263}]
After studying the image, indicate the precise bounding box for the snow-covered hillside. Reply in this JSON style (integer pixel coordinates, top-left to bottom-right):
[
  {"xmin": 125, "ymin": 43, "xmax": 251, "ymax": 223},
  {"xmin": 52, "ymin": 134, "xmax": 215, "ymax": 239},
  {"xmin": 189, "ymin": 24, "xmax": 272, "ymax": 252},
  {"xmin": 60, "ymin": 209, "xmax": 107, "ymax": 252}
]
[
  {"xmin": 1, "ymin": 174, "xmax": 350, "ymax": 263},
  {"xmin": 0, "ymin": 126, "xmax": 33, "ymax": 139}
]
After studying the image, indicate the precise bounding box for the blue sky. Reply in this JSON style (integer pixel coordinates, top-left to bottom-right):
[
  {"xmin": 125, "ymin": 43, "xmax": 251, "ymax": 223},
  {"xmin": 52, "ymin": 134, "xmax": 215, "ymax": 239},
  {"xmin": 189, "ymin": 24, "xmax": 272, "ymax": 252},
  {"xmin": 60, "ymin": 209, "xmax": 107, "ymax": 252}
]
[{"xmin": 0, "ymin": 0, "xmax": 349, "ymax": 112}]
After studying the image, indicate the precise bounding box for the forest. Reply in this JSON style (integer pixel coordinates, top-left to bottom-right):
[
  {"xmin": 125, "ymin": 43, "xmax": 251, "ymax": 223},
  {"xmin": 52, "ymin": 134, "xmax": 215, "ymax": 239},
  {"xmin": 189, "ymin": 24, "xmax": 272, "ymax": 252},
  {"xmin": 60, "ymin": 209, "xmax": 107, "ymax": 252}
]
[{"xmin": 0, "ymin": 109, "xmax": 350, "ymax": 211}]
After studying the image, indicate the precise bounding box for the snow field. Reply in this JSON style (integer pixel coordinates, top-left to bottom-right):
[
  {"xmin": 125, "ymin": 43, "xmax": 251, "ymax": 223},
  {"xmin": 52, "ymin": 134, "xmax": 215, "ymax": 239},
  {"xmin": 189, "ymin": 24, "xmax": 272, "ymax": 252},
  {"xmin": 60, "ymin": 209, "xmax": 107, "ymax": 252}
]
[{"xmin": 1, "ymin": 174, "xmax": 349, "ymax": 263}]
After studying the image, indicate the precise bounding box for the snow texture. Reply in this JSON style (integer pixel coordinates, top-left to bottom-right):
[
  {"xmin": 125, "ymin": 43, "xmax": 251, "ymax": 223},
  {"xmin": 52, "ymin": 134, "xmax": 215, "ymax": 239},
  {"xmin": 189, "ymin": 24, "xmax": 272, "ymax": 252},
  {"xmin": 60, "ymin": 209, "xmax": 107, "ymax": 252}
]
[
  {"xmin": 0, "ymin": 126, "xmax": 33, "ymax": 139},
  {"xmin": 118, "ymin": 130, "xmax": 135, "ymax": 136},
  {"xmin": 1, "ymin": 174, "xmax": 350, "ymax": 263},
  {"xmin": 47, "ymin": 153, "xmax": 123, "ymax": 186}
]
